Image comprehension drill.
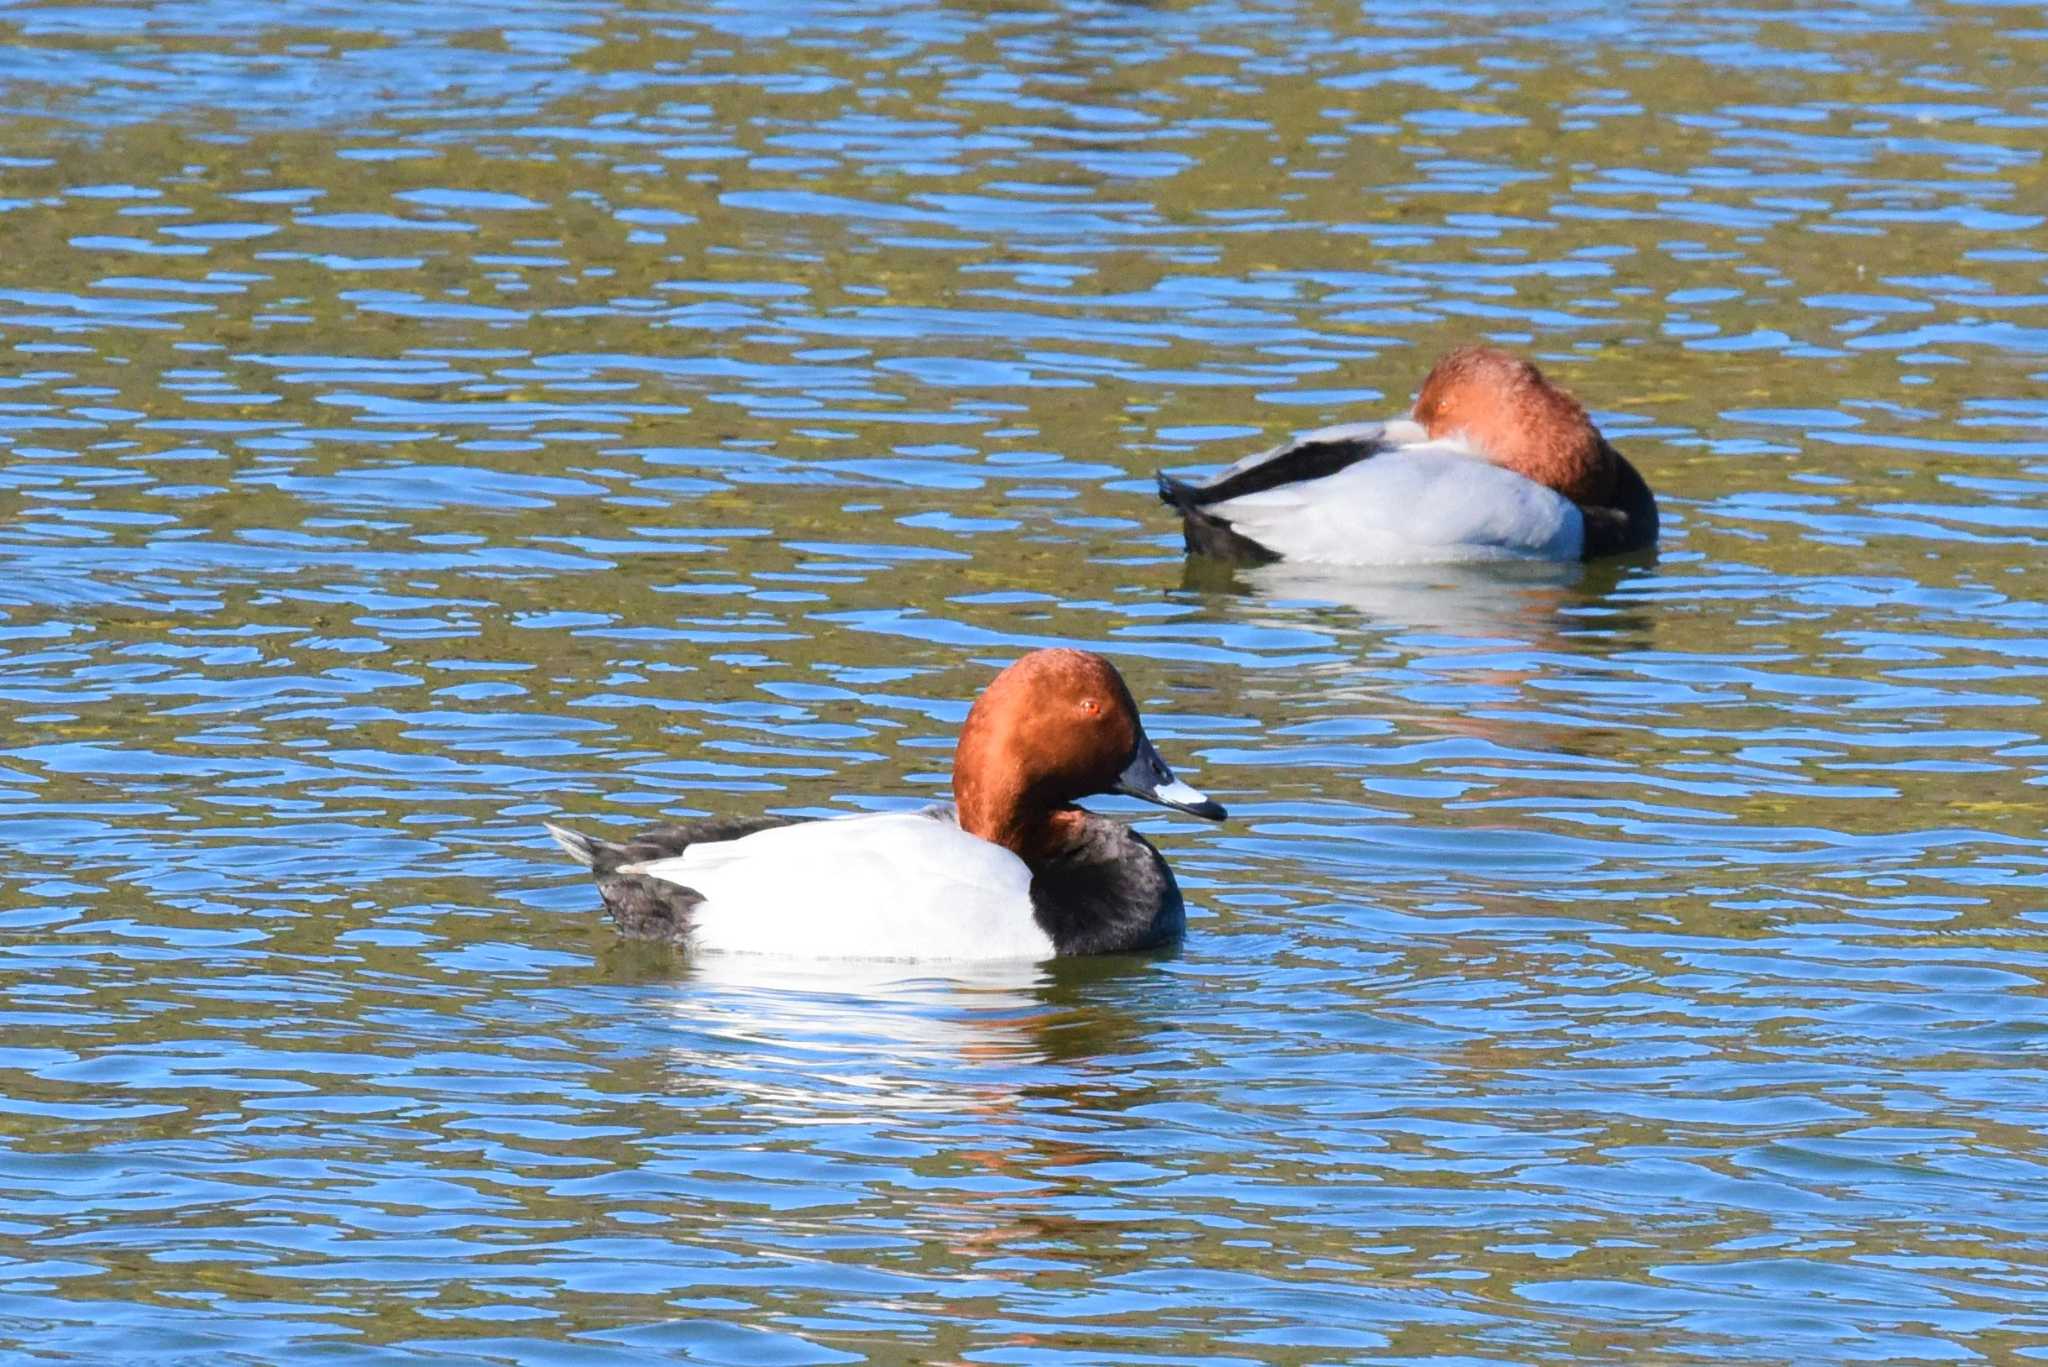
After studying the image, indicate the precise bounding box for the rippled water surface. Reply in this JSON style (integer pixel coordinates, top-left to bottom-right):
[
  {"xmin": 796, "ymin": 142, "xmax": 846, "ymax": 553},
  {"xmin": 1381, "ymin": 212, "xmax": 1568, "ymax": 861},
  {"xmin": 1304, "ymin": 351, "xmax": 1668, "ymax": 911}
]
[{"xmin": 3, "ymin": 1, "xmax": 2048, "ymax": 1360}]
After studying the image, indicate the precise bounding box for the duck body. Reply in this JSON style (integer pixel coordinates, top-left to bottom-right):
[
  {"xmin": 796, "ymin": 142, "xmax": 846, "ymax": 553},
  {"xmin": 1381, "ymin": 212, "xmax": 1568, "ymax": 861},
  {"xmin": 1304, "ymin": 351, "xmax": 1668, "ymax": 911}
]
[
  {"xmin": 545, "ymin": 649, "xmax": 1221, "ymax": 963},
  {"xmin": 1161, "ymin": 419, "xmax": 1586, "ymax": 565},
  {"xmin": 1158, "ymin": 347, "xmax": 1658, "ymax": 566},
  {"xmin": 547, "ymin": 804, "xmax": 1183, "ymax": 960}
]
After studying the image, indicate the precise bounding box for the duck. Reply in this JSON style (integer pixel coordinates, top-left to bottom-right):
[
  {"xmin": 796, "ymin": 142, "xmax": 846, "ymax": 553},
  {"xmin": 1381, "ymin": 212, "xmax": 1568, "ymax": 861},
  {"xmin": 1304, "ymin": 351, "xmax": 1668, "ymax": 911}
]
[
  {"xmin": 544, "ymin": 648, "xmax": 1226, "ymax": 961},
  {"xmin": 1157, "ymin": 345, "xmax": 1658, "ymax": 565}
]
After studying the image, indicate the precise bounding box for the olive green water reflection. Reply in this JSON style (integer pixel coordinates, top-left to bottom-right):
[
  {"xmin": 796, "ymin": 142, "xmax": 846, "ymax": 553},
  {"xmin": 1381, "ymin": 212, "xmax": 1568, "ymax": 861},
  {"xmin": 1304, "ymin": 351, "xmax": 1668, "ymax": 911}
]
[{"xmin": 2, "ymin": 1, "xmax": 2046, "ymax": 1361}]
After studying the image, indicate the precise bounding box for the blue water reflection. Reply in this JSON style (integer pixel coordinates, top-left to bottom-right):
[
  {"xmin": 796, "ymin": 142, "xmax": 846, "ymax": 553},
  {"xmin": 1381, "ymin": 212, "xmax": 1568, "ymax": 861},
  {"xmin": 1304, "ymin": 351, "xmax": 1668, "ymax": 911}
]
[{"xmin": 0, "ymin": 0, "xmax": 2046, "ymax": 1360}]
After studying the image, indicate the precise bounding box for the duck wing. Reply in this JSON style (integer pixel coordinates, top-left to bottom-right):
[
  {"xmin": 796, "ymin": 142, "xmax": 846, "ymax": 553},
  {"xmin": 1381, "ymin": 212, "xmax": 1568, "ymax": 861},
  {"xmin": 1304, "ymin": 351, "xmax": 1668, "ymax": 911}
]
[
  {"xmin": 1222, "ymin": 450, "xmax": 1584, "ymax": 565},
  {"xmin": 1157, "ymin": 421, "xmax": 1412, "ymax": 562}
]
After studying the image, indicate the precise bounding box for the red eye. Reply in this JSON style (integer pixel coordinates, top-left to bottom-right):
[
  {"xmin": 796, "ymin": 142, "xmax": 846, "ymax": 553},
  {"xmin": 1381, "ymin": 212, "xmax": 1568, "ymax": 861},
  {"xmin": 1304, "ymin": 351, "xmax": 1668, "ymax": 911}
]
[{"xmin": 1079, "ymin": 697, "xmax": 1100, "ymax": 716}]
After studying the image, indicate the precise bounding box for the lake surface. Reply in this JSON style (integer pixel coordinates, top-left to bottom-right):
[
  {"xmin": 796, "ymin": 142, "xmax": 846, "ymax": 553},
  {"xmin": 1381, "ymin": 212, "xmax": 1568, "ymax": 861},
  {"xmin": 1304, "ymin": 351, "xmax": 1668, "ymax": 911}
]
[{"xmin": 2, "ymin": 1, "xmax": 2047, "ymax": 1360}]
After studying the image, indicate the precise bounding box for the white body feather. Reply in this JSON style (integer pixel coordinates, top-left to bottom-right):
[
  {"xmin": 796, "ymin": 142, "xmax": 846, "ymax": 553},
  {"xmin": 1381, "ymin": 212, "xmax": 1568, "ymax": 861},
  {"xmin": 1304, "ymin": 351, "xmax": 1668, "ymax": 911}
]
[
  {"xmin": 625, "ymin": 809, "xmax": 1055, "ymax": 962},
  {"xmin": 1204, "ymin": 420, "xmax": 1585, "ymax": 565}
]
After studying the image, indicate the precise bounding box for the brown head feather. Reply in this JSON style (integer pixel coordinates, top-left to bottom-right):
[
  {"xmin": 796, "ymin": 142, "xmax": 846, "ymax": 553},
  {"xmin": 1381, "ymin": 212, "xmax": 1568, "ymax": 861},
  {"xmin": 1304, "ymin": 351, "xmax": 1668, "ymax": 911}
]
[
  {"xmin": 951, "ymin": 649, "xmax": 1141, "ymax": 858},
  {"xmin": 1411, "ymin": 345, "xmax": 1614, "ymax": 506}
]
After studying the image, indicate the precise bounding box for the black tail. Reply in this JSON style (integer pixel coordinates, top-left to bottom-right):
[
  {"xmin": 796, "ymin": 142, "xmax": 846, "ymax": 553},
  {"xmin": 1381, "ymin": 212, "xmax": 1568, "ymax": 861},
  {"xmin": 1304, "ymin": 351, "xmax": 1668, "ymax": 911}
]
[
  {"xmin": 543, "ymin": 819, "xmax": 704, "ymax": 940},
  {"xmin": 544, "ymin": 821, "xmax": 608, "ymax": 870},
  {"xmin": 544, "ymin": 815, "xmax": 790, "ymax": 874},
  {"xmin": 543, "ymin": 815, "xmax": 800, "ymax": 942},
  {"xmin": 1155, "ymin": 470, "xmax": 1199, "ymax": 509},
  {"xmin": 1156, "ymin": 472, "xmax": 1281, "ymax": 564}
]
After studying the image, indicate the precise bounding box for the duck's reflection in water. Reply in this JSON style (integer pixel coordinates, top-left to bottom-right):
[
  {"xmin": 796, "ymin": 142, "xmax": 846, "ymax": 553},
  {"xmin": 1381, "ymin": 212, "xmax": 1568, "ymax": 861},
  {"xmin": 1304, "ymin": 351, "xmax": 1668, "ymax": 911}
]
[
  {"xmin": 1178, "ymin": 552, "xmax": 1660, "ymax": 767},
  {"xmin": 673, "ymin": 954, "xmax": 1050, "ymax": 1075},
  {"xmin": 632, "ymin": 951, "xmax": 1191, "ymax": 1283},
  {"xmin": 1188, "ymin": 553, "xmax": 1654, "ymax": 648},
  {"xmin": 650, "ymin": 951, "xmax": 1170, "ymax": 1111}
]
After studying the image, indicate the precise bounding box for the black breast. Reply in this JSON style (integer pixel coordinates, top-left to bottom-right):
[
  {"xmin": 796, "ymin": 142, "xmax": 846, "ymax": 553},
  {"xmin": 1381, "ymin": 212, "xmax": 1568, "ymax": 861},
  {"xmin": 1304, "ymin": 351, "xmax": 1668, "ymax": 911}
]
[
  {"xmin": 1027, "ymin": 815, "xmax": 1187, "ymax": 957},
  {"xmin": 1579, "ymin": 443, "xmax": 1659, "ymax": 560}
]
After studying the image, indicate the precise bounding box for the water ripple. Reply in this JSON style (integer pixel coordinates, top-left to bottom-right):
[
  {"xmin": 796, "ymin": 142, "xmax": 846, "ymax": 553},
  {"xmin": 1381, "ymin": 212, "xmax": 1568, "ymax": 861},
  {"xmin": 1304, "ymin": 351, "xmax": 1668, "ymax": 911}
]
[{"xmin": 0, "ymin": 0, "xmax": 2045, "ymax": 1360}]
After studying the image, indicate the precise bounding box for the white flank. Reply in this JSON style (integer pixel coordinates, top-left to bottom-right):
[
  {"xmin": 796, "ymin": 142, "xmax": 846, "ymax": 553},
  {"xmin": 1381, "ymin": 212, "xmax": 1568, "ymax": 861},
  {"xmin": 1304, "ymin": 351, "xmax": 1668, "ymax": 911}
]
[
  {"xmin": 1211, "ymin": 437, "xmax": 1584, "ymax": 565},
  {"xmin": 625, "ymin": 810, "xmax": 1054, "ymax": 962}
]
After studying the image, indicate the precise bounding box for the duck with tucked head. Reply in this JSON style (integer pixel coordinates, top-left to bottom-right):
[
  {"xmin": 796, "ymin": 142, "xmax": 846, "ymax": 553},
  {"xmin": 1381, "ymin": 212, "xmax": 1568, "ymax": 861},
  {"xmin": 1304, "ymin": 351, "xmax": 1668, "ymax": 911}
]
[
  {"xmin": 1158, "ymin": 345, "xmax": 1658, "ymax": 565},
  {"xmin": 545, "ymin": 649, "xmax": 1225, "ymax": 961}
]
